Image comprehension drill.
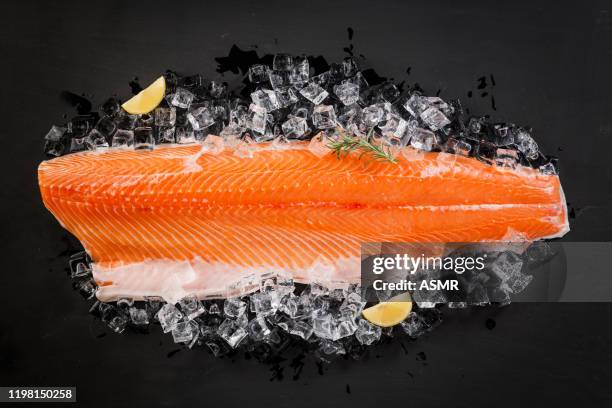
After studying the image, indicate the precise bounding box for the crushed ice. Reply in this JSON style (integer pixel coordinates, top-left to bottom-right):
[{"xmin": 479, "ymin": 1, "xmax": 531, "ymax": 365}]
[
  {"xmin": 44, "ymin": 53, "xmax": 558, "ymax": 175},
  {"xmin": 68, "ymin": 243, "xmax": 553, "ymax": 362}
]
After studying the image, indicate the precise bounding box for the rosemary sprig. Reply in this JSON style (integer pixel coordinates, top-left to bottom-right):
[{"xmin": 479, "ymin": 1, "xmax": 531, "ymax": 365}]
[{"xmin": 327, "ymin": 132, "xmax": 397, "ymax": 164}]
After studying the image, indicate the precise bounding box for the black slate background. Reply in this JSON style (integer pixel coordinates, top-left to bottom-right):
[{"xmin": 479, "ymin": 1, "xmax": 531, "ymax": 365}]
[{"xmin": 1, "ymin": 1, "xmax": 612, "ymax": 407}]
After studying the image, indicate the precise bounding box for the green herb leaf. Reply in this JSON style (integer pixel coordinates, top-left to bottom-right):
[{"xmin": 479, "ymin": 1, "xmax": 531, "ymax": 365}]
[{"xmin": 326, "ymin": 133, "xmax": 397, "ymax": 164}]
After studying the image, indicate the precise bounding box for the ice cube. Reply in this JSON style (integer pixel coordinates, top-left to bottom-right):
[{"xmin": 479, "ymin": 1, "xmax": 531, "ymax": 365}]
[
  {"xmin": 289, "ymin": 57, "xmax": 310, "ymax": 87},
  {"xmin": 276, "ymin": 278, "xmax": 295, "ymax": 296},
  {"xmin": 399, "ymin": 312, "xmax": 428, "ymax": 338},
  {"xmin": 250, "ymin": 292, "xmax": 277, "ymax": 316},
  {"xmin": 309, "ymin": 282, "xmax": 328, "ymax": 297},
  {"xmin": 403, "ymin": 94, "xmax": 427, "ymax": 117},
  {"xmin": 275, "ymin": 87, "xmax": 299, "ymax": 108},
  {"xmin": 342, "ymin": 57, "xmax": 359, "ymax": 77},
  {"xmin": 312, "ymin": 311, "xmax": 335, "ymax": 340},
  {"xmin": 223, "ymin": 298, "xmax": 246, "ymax": 318},
  {"xmin": 492, "ymin": 124, "xmax": 516, "ymax": 146},
  {"xmin": 156, "ymin": 126, "xmax": 175, "ymax": 143},
  {"xmin": 101, "ymin": 97, "xmax": 121, "ymax": 117},
  {"xmin": 250, "ymin": 111, "xmax": 268, "ymax": 134},
  {"xmin": 172, "ymin": 127, "xmax": 192, "ymax": 144},
  {"xmin": 45, "ymin": 140, "xmax": 65, "ymax": 156},
  {"xmin": 116, "ymin": 298, "xmax": 134, "ymax": 310},
  {"xmin": 208, "ymin": 303, "xmax": 221, "ymax": 315},
  {"xmin": 248, "ymin": 64, "xmax": 269, "ymax": 84},
  {"xmin": 335, "ymin": 317, "xmax": 358, "ymax": 339},
  {"xmin": 154, "ymin": 107, "xmax": 177, "ymax": 127},
  {"xmin": 115, "ymin": 111, "xmax": 138, "ymax": 130},
  {"xmin": 236, "ymin": 312, "xmax": 248, "ymax": 328},
  {"xmin": 70, "ymin": 262, "xmax": 91, "ymax": 278},
  {"xmin": 310, "ymin": 71, "xmax": 331, "ymax": 88},
  {"xmin": 444, "ymin": 137, "xmax": 471, "ymax": 156},
  {"xmin": 468, "ymin": 117, "xmax": 483, "ymax": 135},
  {"xmin": 491, "ymin": 252, "xmax": 532, "ymax": 294},
  {"xmin": 379, "ymin": 115, "xmax": 408, "ymax": 144},
  {"xmin": 539, "ymin": 162, "xmax": 557, "ymax": 175},
  {"xmin": 170, "ymin": 88, "xmax": 195, "ymax": 109},
  {"xmin": 72, "ymin": 277, "xmax": 96, "ymax": 299},
  {"xmin": 68, "ymin": 115, "xmax": 96, "ymax": 137},
  {"xmin": 269, "ymin": 70, "xmax": 291, "ymax": 89},
  {"xmin": 312, "ymin": 296, "xmax": 330, "ymax": 313},
  {"xmin": 490, "ymin": 286, "xmax": 512, "ymax": 306},
  {"xmin": 278, "ymin": 317, "xmax": 313, "ymax": 340},
  {"xmin": 178, "ymin": 294, "xmax": 206, "ymax": 320},
  {"xmin": 247, "ymin": 316, "xmax": 271, "ymax": 341},
  {"xmin": 129, "ymin": 307, "xmax": 149, "ymax": 325},
  {"xmin": 134, "ymin": 127, "xmax": 154, "ymax": 150},
  {"xmin": 343, "ymin": 292, "xmax": 366, "ymax": 315},
  {"xmin": 95, "ymin": 116, "xmax": 117, "ymax": 138},
  {"xmin": 145, "ymin": 296, "xmax": 164, "ymax": 319},
  {"xmin": 187, "ymin": 107, "xmax": 215, "ymax": 131},
  {"xmin": 290, "ymin": 102, "xmax": 311, "ymax": 121},
  {"xmin": 205, "ymin": 341, "xmax": 224, "ymax": 357},
  {"xmin": 377, "ymin": 83, "xmax": 401, "ymax": 103},
  {"xmin": 156, "ymin": 304, "xmax": 183, "ymax": 333},
  {"xmin": 217, "ymin": 318, "xmax": 248, "ymax": 348},
  {"xmin": 108, "ymin": 314, "xmax": 128, "ymax": 334},
  {"xmin": 44, "ymin": 125, "xmax": 66, "ymax": 141},
  {"xmin": 319, "ymin": 339, "xmax": 346, "ymax": 357},
  {"xmin": 312, "ymin": 105, "xmax": 337, "ymax": 129},
  {"xmin": 112, "ymin": 129, "xmax": 134, "ymax": 148},
  {"xmin": 420, "ymin": 107, "xmax": 450, "ymax": 131},
  {"xmin": 229, "ymin": 104, "xmax": 250, "ymax": 126},
  {"xmin": 409, "ymin": 128, "xmax": 436, "ymax": 151},
  {"xmin": 465, "ymin": 280, "xmax": 490, "ymax": 306},
  {"xmin": 289, "ymin": 319, "xmax": 314, "ymax": 340},
  {"xmin": 209, "ymin": 81, "xmax": 227, "ymax": 99},
  {"xmin": 172, "ymin": 321, "xmax": 198, "ymax": 343},
  {"xmin": 177, "ymin": 73, "xmax": 203, "ymax": 89},
  {"xmin": 300, "ymin": 83, "xmax": 329, "ymax": 105},
  {"xmin": 278, "ymin": 293, "xmax": 300, "ymax": 317},
  {"xmin": 273, "ymin": 53, "xmax": 294, "ymax": 71},
  {"xmin": 523, "ymin": 241, "xmax": 556, "ymax": 265},
  {"xmin": 282, "ymin": 116, "xmax": 308, "ymax": 139},
  {"xmin": 333, "ymin": 81, "xmax": 360, "ymax": 106},
  {"xmin": 495, "ymin": 148, "xmax": 519, "ymax": 168},
  {"xmin": 260, "ymin": 278, "xmax": 276, "ymax": 293},
  {"xmin": 60, "ymin": 139, "xmax": 76, "ymax": 155},
  {"xmin": 515, "ymin": 130, "xmax": 539, "ymax": 159},
  {"xmin": 337, "ymin": 105, "xmax": 365, "ymax": 136},
  {"xmin": 362, "ymin": 104, "xmax": 386, "ymax": 127},
  {"xmin": 412, "ymin": 287, "xmax": 447, "ymax": 308},
  {"xmin": 251, "ymin": 89, "xmax": 280, "ymax": 112},
  {"xmin": 84, "ymin": 129, "xmax": 109, "ymax": 150},
  {"xmin": 354, "ymin": 318, "xmax": 381, "ymax": 345}
]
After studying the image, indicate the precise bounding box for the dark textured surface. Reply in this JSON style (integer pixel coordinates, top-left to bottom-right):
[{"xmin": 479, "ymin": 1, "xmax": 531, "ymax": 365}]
[{"xmin": 1, "ymin": 1, "xmax": 612, "ymax": 407}]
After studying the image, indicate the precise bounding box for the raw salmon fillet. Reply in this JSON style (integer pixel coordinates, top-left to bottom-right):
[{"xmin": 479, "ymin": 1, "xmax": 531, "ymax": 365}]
[{"xmin": 38, "ymin": 141, "xmax": 569, "ymax": 303}]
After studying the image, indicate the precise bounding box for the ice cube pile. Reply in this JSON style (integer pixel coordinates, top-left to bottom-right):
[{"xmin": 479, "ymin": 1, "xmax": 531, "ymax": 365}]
[
  {"xmin": 43, "ymin": 53, "xmax": 558, "ymax": 175},
  {"xmin": 66, "ymin": 243, "xmax": 552, "ymax": 362}
]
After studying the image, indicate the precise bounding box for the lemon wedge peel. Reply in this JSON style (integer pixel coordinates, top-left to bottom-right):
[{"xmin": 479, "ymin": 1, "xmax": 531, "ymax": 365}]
[
  {"xmin": 121, "ymin": 76, "xmax": 166, "ymax": 115},
  {"xmin": 361, "ymin": 292, "xmax": 413, "ymax": 328}
]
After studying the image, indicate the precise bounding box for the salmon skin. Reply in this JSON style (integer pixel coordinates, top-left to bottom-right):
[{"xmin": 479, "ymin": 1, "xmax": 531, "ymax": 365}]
[{"xmin": 38, "ymin": 141, "xmax": 569, "ymax": 303}]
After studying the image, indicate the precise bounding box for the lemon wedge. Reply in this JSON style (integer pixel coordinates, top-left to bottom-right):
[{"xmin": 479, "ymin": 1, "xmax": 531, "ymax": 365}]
[
  {"xmin": 121, "ymin": 76, "xmax": 166, "ymax": 114},
  {"xmin": 362, "ymin": 292, "xmax": 412, "ymax": 327}
]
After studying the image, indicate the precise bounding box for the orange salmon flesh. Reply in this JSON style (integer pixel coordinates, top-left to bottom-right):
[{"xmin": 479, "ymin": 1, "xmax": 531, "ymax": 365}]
[{"xmin": 38, "ymin": 142, "xmax": 568, "ymax": 302}]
